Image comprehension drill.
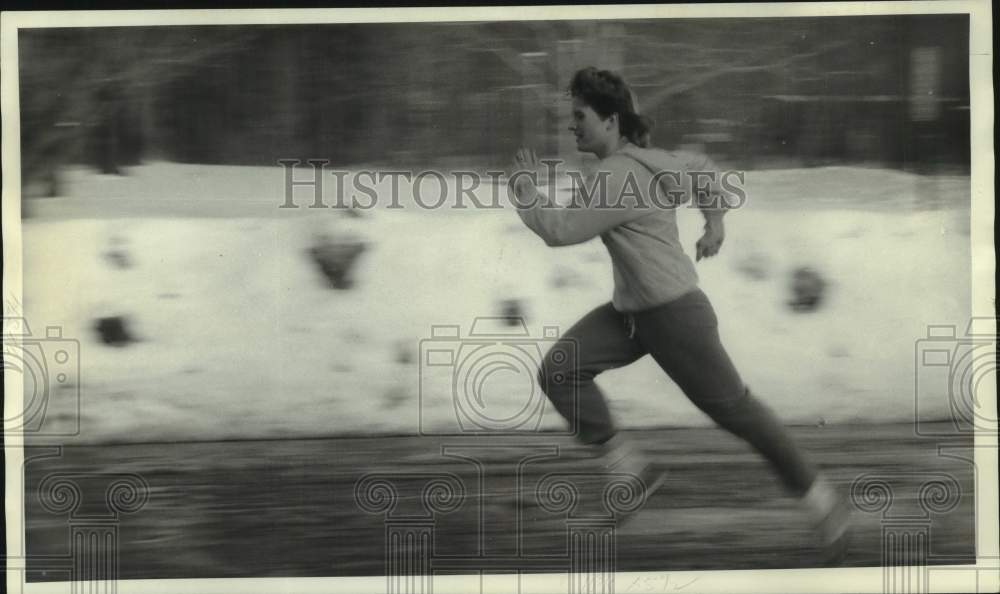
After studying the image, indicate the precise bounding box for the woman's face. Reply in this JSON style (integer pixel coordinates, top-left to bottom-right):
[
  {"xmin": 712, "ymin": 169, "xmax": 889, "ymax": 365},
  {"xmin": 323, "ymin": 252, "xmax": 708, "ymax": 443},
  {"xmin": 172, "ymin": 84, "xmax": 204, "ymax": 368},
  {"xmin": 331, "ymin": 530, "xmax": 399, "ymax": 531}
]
[{"xmin": 569, "ymin": 97, "xmax": 616, "ymax": 155}]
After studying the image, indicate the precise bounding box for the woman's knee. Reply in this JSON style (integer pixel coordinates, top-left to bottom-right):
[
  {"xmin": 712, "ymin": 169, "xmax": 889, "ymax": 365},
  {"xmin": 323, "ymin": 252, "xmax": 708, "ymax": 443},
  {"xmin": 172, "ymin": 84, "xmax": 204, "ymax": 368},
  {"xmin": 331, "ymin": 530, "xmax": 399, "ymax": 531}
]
[
  {"xmin": 696, "ymin": 386, "xmax": 757, "ymax": 423},
  {"xmin": 536, "ymin": 364, "xmax": 551, "ymax": 393},
  {"xmin": 537, "ymin": 360, "xmax": 565, "ymax": 395},
  {"xmin": 537, "ymin": 355, "xmax": 588, "ymax": 395}
]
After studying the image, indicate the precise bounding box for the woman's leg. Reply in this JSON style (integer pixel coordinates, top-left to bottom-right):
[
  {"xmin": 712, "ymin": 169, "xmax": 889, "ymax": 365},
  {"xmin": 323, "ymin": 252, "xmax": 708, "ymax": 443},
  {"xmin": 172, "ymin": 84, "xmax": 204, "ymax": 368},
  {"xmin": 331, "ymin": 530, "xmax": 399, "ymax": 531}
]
[
  {"xmin": 633, "ymin": 289, "xmax": 818, "ymax": 495},
  {"xmin": 538, "ymin": 302, "xmax": 646, "ymax": 445}
]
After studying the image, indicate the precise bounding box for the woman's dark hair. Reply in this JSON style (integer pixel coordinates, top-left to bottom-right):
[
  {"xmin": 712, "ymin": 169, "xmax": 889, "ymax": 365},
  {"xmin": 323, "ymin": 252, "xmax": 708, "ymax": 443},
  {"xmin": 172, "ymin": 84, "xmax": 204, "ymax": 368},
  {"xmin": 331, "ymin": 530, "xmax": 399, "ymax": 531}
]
[{"xmin": 569, "ymin": 67, "xmax": 654, "ymax": 148}]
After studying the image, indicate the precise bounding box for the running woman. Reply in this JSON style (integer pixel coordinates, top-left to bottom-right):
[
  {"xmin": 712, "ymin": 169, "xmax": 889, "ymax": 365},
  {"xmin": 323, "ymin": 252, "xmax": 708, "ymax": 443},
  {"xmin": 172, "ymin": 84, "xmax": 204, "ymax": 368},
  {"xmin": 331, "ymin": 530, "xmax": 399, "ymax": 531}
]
[{"xmin": 508, "ymin": 67, "xmax": 850, "ymax": 563}]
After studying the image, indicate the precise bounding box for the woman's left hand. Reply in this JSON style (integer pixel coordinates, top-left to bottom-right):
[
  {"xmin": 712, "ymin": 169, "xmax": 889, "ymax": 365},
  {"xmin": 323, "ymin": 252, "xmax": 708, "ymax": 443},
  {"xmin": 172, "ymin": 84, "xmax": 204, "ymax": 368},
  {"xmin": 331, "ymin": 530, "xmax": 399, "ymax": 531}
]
[{"xmin": 695, "ymin": 218, "xmax": 725, "ymax": 261}]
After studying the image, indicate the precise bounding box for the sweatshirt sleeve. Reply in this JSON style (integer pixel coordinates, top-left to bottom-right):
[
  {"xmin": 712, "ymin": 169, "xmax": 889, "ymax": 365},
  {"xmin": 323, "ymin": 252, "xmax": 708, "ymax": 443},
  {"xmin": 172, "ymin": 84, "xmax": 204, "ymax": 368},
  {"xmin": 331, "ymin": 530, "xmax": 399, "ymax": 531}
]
[
  {"xmin": 513, "ymin": 155, "xmax": 651, "ymax": 247},
  {"xmin": 691, "ymin": 154, "xmax": 728, "ymax": 215},
  {"xmin": 622, "ymin": 146, "xmax": 733, "ymax": 217}
]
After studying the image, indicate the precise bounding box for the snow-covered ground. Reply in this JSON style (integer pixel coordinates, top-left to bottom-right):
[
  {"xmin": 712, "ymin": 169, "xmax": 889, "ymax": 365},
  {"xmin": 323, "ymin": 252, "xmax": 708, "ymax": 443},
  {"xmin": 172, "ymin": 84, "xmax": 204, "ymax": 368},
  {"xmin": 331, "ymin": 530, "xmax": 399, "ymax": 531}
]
[{"xmin": 16, "ymin": 162, "xmax": 971, "ymax": 443}]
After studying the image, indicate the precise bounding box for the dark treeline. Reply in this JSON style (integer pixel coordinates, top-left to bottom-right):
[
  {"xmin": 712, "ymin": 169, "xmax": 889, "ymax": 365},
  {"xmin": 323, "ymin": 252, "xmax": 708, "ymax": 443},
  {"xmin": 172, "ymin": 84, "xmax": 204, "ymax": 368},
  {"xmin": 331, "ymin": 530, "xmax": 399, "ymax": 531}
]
[{"xmin": 19, "ymin": 15, "xmax": 969, "ymax": 195}]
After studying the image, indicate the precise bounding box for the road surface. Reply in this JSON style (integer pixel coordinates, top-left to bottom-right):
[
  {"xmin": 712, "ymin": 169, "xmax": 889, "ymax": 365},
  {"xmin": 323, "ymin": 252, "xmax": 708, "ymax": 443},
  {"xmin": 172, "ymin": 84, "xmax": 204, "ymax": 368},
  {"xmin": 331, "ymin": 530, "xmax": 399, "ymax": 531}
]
[{"xmin": 23, "ymin": 422, "xmax": 975, "ymax": 580}]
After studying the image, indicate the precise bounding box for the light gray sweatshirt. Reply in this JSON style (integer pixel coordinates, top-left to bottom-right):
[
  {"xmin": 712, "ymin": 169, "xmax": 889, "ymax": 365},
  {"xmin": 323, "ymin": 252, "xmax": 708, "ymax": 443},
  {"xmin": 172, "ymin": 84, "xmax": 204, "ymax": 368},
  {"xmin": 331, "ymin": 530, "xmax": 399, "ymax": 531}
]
[{"xmin": 515, "ymin": 144, "xmax": 724, "ymax": 312}]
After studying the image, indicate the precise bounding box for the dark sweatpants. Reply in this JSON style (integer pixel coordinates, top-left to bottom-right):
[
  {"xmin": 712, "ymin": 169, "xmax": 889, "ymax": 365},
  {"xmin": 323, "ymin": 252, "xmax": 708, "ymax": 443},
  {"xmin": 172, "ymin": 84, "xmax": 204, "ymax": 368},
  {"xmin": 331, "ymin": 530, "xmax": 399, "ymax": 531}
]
[{"xmin": 538, "ymin": 288, "xmax": 818, "ymax": 496}]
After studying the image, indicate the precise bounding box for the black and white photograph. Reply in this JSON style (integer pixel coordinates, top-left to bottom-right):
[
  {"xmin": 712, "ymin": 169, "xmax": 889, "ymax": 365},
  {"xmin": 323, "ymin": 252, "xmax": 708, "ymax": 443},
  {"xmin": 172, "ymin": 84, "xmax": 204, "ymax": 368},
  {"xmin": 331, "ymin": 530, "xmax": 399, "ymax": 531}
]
[{"xmin": 2, "ymin": 3, "xmax": 996, "ymax": 593}]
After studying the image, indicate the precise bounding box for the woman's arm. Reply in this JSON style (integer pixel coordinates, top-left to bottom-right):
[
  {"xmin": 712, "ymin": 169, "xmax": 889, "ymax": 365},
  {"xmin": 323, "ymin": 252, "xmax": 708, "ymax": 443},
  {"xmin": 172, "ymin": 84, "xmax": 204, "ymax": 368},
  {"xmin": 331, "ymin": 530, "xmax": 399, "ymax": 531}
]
[
  {"xmin": 511, "ymin": 152, "xmax": 651, "ymax": 247},
  {"xmin": 690, "ymin": 154, "xmax": 730, "ymax": 261}
]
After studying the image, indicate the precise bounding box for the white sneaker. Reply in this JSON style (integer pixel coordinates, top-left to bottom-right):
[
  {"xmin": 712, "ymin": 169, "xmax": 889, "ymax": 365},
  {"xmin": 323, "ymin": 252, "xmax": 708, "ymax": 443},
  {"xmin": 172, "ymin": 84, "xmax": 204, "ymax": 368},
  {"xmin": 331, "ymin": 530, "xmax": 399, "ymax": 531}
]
[
  {"xmin": 802, "ymin": 475, "xmax": 852, "ymax": 565},
  {"xmin": 505, "ymin": 435, "xmax": 666, "ymax": 514},
  {"xmin": 596, "ymin": 434, "xmax": 668, "ymax": 509}
]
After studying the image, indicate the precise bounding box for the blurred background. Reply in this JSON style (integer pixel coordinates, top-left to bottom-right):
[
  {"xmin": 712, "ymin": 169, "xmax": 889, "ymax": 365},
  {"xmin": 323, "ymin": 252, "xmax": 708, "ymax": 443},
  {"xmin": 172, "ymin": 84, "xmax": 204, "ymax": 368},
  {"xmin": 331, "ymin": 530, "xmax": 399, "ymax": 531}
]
[
  {"xmin": 20, "ymin": 15, "xmax": 969, "ymax": 197},
  {"xmin": 14, "ymin": 15, "xmax": 974, "ymax": 444}
]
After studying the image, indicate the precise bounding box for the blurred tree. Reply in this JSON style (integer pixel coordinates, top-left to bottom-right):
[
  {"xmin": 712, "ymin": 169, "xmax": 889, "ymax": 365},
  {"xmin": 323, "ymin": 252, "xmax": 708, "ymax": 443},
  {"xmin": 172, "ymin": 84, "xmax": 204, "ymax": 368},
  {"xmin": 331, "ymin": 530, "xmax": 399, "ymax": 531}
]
[
  {"xmin": 19, "ymin": 16, "xmax": 967, "ymax": 188},
  {"xmin": 19, "ymin": 27, "xmax": 257, "ymax": 195}
]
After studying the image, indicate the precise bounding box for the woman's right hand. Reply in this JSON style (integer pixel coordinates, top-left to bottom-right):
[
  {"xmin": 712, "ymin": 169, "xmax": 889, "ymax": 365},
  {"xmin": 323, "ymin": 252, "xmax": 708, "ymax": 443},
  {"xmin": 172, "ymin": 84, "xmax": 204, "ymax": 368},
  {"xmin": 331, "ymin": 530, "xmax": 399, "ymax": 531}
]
[{"xmin": 510, "ymin": 148, "xmax": 539, "ymax": 198}]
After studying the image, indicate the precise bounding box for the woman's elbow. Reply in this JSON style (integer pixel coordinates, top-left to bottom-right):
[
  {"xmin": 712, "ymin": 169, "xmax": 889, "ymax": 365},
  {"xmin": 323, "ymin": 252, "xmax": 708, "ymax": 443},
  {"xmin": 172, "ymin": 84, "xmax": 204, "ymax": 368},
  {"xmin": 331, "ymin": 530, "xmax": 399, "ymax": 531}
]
[{"xmin": 543, "ymin": 230, "xmax": 586, "ymax": 247}]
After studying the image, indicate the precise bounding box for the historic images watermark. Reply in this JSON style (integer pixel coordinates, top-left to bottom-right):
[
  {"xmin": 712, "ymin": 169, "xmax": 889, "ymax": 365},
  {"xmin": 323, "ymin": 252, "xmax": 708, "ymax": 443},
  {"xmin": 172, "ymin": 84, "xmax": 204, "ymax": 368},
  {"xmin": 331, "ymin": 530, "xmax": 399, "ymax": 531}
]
[
  {"xmin": 850, "ymin": 471, "xmax": 964, "ymax": 594},
  {"xmin": 3, "ymin": 307, "xmax": 82, "ymax": 440},
  {"xmin": 417, "ymin": 317, "xmax": 578, "ymax": 437},
  {"xmin": 913, "ymin": 317, "xmax": 997, "ymax": 438},
  {"xmin": 353, "ymin": 315, "xmax": 656, "ymax": 594},
  {"xmin": 276, "ymin": 159, "xmax": 748, "ymax": 212},
  {"xmin": 354, "ymin": 463, "xmax": 655, "ymax": 594},
  {"xmin": 877, "ymin": 317, "xmax": 999, "ymax": 594},
  {"xmin": 5, "ymin": 448, "xmax": 151, "ymax": 594},
  {"xmin": 845, "ymin": 318, "xmax": 999, "ymax": 594}
]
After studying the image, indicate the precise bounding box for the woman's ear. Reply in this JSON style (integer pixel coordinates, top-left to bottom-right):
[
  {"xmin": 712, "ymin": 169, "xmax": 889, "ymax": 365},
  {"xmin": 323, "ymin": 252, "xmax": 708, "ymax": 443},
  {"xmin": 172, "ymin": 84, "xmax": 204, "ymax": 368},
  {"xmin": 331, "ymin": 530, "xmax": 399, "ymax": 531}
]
[{"xmin": 606, "ymin": 112, "xmax": 619, "ymax": 133}]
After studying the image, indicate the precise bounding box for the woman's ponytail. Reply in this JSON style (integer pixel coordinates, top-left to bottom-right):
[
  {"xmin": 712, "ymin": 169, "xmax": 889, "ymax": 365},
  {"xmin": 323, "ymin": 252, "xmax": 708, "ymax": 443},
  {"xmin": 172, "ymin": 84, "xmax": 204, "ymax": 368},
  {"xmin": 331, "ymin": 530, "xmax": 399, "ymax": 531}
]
[{"xmin": 621, "ymin": 112, "xmax": 654, "ymax": 148}]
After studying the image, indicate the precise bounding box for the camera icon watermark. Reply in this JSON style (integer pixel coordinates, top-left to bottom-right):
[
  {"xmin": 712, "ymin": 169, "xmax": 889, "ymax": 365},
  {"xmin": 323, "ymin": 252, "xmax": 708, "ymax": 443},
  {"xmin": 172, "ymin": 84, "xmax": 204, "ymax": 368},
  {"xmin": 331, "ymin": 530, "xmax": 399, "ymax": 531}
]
[
  {"xmin": 418, "ymin": 317, "xmax": 578, "ymax": 436},
  {"xmin": 913, "ymin": 317, "xmax": 997, "ymax": 437},
  {"xmin": 3, "ymin": 316, "xmax": 81, "ymax": 438}
]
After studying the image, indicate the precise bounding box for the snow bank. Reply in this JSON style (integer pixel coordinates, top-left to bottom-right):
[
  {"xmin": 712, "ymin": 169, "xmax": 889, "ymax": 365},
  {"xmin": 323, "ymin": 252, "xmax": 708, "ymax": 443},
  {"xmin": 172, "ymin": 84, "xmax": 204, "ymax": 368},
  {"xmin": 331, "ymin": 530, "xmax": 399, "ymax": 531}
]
[{"xmin": 17, "ymin": 163, "xmax": 971, "ymax": 443}]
